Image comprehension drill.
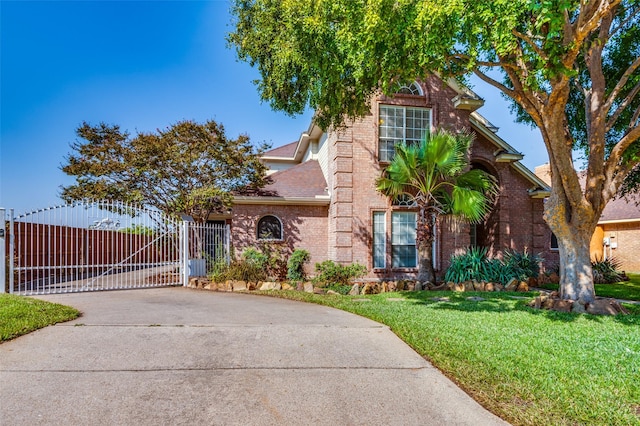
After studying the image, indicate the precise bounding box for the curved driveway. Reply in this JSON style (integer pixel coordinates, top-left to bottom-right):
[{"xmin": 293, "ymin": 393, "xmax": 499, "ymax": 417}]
[{"xmin": 1, "ymin": 288, "xmax": 507, "ymax": 425}]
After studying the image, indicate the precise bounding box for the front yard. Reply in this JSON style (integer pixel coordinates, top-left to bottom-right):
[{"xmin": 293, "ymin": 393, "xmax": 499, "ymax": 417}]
[
  {"xmin": 539, "ymin": 273, "xmax": 640, "ymax": 301},
  {"xmin": 262, "ymin": 290, "xmax": 640, "ymax": 426}
]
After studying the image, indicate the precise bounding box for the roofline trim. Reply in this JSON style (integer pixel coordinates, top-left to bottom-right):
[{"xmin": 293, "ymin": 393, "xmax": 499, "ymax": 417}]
[
  {"xmin": 233, "ymin": 195, "xmax": 331, "ymax": 206},
  {"xmin": 598, "ymin": 218, "xmax": 640, "ymax": 225}
]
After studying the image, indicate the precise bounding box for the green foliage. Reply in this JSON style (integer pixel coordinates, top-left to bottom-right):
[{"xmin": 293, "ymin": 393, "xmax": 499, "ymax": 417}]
[
  {"xmin": 312, "ymin": 260, "xmax": 367, "ymax": 286},
  {"xmin": 209, "ymin": 258, "xmax": 267, "ymax": 283},
  {"xmin": 503, "ymin": 248, "xmax": 543, "ymax": 281},
  {"xmin": 61, "ymin": 119, "xmax": 269, "ymax": 221},
  {"xmin": 591, "ymin": 257, "xmax": 624, "ymax": 284},
  {"xmin": 286, "ymin": 249, "xmax": 310, "ymax": 281},
  {"xmin": 253, "ymin": 241, "xmax": 289, "ymax": 281},
  {"xmin": 445, "ymin": 247, "xmax": 542, "ymax": 284},
  {"xmin": 118, "ymin": 224, "xmax": 154, "ymax": 236}
]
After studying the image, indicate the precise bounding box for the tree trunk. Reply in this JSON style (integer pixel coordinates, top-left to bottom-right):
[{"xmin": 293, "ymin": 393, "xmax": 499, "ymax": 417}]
[
  {"xmin": 416, "ymin": 212, "xmax": 436, "ymax": 283},
  {"xmin": 557, "ymin": 233, "xmax": 596, "ymax": 302},
  {"xmin": 544, "ymin": 191, "xmax": 597, "ymax": 303}
]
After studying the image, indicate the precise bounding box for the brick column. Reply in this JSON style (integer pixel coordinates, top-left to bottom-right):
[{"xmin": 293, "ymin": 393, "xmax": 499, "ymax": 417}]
[{"xmin": 332, "ymin": 141, "xmax": 354, "ymax": 263}]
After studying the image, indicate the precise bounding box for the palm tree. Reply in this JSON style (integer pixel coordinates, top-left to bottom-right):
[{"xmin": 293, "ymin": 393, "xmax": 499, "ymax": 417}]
[{"xmin": 376, "ymin": 129, "xmax": 498, "ymax": 283}]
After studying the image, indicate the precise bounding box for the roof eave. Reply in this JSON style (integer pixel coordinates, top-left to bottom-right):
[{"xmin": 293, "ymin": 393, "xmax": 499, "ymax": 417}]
[{"xmin": 233, "ymin": 195, "xmax": 331, "ymax": 206}]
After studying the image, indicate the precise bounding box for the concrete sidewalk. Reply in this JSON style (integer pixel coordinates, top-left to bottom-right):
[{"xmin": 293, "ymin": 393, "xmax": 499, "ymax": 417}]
[{"xmin": 0, "ymin": 288, "xmax": 507, "ymax": 425}]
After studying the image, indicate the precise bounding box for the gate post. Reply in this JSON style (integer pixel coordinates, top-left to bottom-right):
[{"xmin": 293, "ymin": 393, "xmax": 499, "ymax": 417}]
[
  {"xmin": 1, "ymin": 208, "xmax": 5, "ymax": 293},
  {"xmin": 180, "ymin": 216, "xmax": 193, "ymax": 287}
]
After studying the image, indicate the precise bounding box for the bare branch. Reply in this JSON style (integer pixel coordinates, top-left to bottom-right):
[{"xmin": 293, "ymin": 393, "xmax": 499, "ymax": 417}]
[
  {"xmin": 605, "ymin": 56, "xmax": 640, "ymax": 129},
  {"xmin": 605, "ymin": 124, "xmax": 640, "ymax": 179},
  {"xmin": 511, "ymin": 29, "xmax": 548, "ymax": 60}
]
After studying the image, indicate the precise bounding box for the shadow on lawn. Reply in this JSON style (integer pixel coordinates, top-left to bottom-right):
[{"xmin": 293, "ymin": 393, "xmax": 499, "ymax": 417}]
[{"xmin": 399, "ymin": 291, "xmax": 640, "ymax": 326}]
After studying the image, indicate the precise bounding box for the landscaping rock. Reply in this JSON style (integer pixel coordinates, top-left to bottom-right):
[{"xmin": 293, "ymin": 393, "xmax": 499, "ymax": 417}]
[
  {"xmin": 463, "ymin": 281, "xmax": 475, "ymax": 292},
  {"xmin": 387, "ymin": 281, "xmax": 397, "ymax": 292},
  {"xmin": 303, "ymin": 282, "xmax": 314, "ymax": 293},
  {"xmin": 281, "ymin": 282, "xmax": 294, "ymax": 290},
  {"xmin": 429, "ymin": 283, "xmax": 448, "ymax": 291},
  {"xmin": 516, "ymin": 281, "xmax": 529, "ymax": 292},
  {"xmin": 232, "ymin": 280, "xmax": 247, "ymax": 292},
  {"xmin": 326, "ymin": 290, "xmax": 340, "ymax": 295},
  {"xmin": 381, "ymin": 282, "xmax": 390, "ymax": 293},
  {"xmin": 485, "ymin": 282, "xmax": 495, "ymax": 292},
  {"xmin": 453, "ymin": 283, "xmax": 465, "ymax": 292},
  {"xmin": 571, "ymin": 300, "xmax": 587, "ymax": 314},
  {"xmin": 446, "ymin": 282, "xmax": 456, "ymax": 291},
  {"xmin": 414, "ymin": 281, "xmax": 423, "ymax": 291},
  {"xmin": 395, "ymin": 281, "xmax": 405, "ymax": 291},
  {"xmin": 348, "ymin": 283, "xmax": 360, "ymax": 296},
  {"xmin": 505, "ymin": 278, "xmax": 519, "ymax": 291},
  {"xmin": 296, "ymin": 282, "xmax": 304, "ymax": 291},
  {"xmin": 260, "ymin": 282, "xmax": 281, "ymax": 291},
  {"xmin": 247, "ymin": 281, "xmax": 258, "ymax": 291},
  {"xmin": 528, "ymin": 276, "xmax": 538, "ymax": 288},
  {"xmin": 548, "ymin": 272, "xmax": 560, "ymax": 284},
  {"xmin": 551, "ymin": 299, "xmax": 573, "ymax": 312},
  {"xmin": 494, "ymin": 283, "xmax": 505, "ymax": 292},
  {"xmin": 313, "ymin": 287, "xmax": 325, "ymax": 294},
  {"xmin": 405, "ymin": 281, "xmax": 416, "ymax": 291},
  {"xmin": 473, "ymin": 281, "xmax": 485, "ymax": 291},
  {"xmin": 586, "ymin": 299, "xmax": 629, "ymax": 316}
]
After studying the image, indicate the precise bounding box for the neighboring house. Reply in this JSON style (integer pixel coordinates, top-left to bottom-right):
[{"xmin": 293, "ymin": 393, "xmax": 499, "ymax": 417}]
[
  {"xmin": 536, "ymin": 164, "xmax": 640, "ymax": 272},
  {"xmin": 214, "ymin": 76, "xmax": 556, "ymax": 280}
]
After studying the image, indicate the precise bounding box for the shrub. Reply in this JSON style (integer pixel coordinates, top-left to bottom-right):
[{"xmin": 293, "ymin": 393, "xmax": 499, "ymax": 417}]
[
  {"xmin": 312, "ymin": 260, "xmax": 367, "ymax": 286},
  {"xmin": 445, "ymin": 247, "xmax": 543, "ymax": 285},
  {"xmin": 287, "ymin": 249, "xmax": 310, "ymax": 281},
  {"xmin": 209, "ymin": 258, "xmax": 267, "ymax": 282},
  {"xmin": 591, "ymin": 257, "xmax": 623, "ymax": 284},
  {"xmin": 503, "ymin": 248, "xmax": 542, "ymax": 281}
]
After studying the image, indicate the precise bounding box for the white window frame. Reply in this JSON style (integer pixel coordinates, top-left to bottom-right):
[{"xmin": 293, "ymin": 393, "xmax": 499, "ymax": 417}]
[
  {"xmin": 391, "ymin": 211, "xmax": 417, "ymax": 269},
  {"xmin": 379, "ymin": 105, "xmax": 431, "ymax": 162},
  {"xmin": 372, "ymin": 211, "xmax": 386, "ymax": 269}
]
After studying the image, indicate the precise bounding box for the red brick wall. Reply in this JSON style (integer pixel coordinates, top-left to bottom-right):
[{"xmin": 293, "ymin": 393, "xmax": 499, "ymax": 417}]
[
  {"xmin": 600, "ymin": 222, "xmax": 640, "ymax": 272},
  {"xmin": 231, "ymin": 204, "xmax": 329, "ymax": 275}
]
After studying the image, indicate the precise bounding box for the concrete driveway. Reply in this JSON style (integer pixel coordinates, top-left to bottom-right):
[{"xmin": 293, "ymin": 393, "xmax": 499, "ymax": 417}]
[{"xmin": 0, "ymin": 288, "xmax": 507, "ymax": 425}]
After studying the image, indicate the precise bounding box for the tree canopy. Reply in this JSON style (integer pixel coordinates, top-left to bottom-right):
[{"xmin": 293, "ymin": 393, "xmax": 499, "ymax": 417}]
[
  {"xmin": 61, "ymin": 119, "xmax": 269, "ymax": 221},
  {"xmin": 230, "ymin": 0, "xmax": 640, "ymax": 302}
]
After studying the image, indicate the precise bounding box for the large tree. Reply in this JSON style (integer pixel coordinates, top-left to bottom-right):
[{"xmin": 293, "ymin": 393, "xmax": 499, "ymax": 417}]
[
  {"xmin": 376, "ymin": 130, "xmax": 498, "ymax": 283},
  {"xmin": 229, "ymin": 0, "xmax": 640, "ymax": 302},
  {"xmin": 61, "ymin": 119, "xmax": 269, "ymax": 221}
]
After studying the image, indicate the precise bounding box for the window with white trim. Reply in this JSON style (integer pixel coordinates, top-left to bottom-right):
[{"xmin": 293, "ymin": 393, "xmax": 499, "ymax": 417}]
[
  {"xmin": 396, "ymin": 82, "xmax": 423, "ymax": 95},
  {"xmin": 372, "ymin": 212, "xmax": 386, "ymax": 269},
  {"xmin": 257, "ymin": 215, "xmax": 282, "ymax": 240},
  {"xmin": 378, "ymin": 105, "xmax": 431, "ymax": 162},
  {"xmin": 391, "ymin": 211, "xmax": 417, "ymax": 268}
]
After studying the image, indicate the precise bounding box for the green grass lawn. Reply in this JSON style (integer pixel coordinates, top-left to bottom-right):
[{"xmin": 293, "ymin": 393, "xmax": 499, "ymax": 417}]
[
  {"xmin": 259, "ymin": 290, "xmax": 640, "ymax": 426},
  {"xmin": 539, "ymin": 273, "xmax": 640, "ymax": 301},
  {"xmin": 0, "ymin": 294, "xmax": 80, "ymax": 342}
]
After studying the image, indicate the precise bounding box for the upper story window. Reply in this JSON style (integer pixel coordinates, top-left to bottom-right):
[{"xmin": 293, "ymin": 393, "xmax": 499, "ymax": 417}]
[
  {"xmin": 396, "ymin": 82, "xmax": 423, "ymax": 96},
  {"xmin": 257, "ymin": 215, "xmax": 283, "ymax": 240},
  {"xmin": 379, "ymin": 105, "xmax": 431, "ymax": 162}
]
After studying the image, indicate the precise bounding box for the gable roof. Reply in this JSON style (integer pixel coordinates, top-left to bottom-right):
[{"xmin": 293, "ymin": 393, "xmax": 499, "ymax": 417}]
[
  {"xmin": 263, "ymin": 141, "xmax": 298, "ymax": 158},
  {"xmin": 234, "ymin": 160, "xmax": 329, "ymax": 206}
]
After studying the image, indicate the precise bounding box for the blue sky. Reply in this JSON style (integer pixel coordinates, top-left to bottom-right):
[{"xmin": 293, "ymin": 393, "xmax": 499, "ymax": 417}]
[{"xmin": 1, "ymin": 0, "xmax": 548, "ymax": 214}]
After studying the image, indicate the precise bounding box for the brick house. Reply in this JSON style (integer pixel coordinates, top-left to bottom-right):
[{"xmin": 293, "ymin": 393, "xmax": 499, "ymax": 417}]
[{"xmin": 219, "ymin": 76, "xmax": 557, "ymax": 280}]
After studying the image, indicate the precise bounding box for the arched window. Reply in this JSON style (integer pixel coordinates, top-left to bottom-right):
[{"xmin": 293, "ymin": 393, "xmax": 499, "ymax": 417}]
[
  {"xmin": 395, "ymin": 81, "xmax": 423, "ymax": 96},
  {"xmin": 257, "ymin": 215, "xmax": 282, "ymax": 240},
  {"xmin": 392, "ymin": 193, "xmax": 417, "ymax": 207}
]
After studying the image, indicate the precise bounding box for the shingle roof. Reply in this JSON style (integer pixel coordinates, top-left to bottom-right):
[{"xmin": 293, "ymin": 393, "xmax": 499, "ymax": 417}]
[
  {"xmin": 600, "ymin": 194, "xmax": 640, "ymax": 222},
  {"xmin": 238, "ymin": 160, "xmax": 327, "ymax": 199},
  {"xmin": 263, "ymin": 141, "xmax": 298, "ymax": 158}
]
